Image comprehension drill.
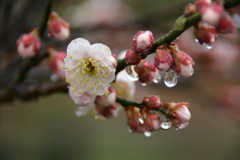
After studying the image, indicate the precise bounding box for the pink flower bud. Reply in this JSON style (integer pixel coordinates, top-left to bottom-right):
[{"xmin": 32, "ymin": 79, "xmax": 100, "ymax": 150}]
[
  {"xmin": 200, "ymin": 4, "xmax": 224, "ymax": 26},
  {"xmin": 69, "ymin": 88, "xmax": 96, "ymax": 106},
  {"xmin": 95, "ymin": 103, "xmax": 118, "ymax": 118},
  {"xmin": 48, "ymin": 12, "xmax": 70, "ymax": 41},
  {"xmin": 154, "ymin": 49, "xmax": 173, "ymax": 71},
  {"xmin": 194, "ymin": 23, "xmax": 218, "ymax": 44},
  {"xmin": 142, "ymin": 95, "xmax": 162, "ymax": 109},
  {"xmin": 216, "ymin": 15, "xmax": 236, "ymax": 34},
  {"xmin": 133, "ymin": 30, "xmax": 154, "ymax": 53},
  {"xmin": 141, "ymin": 107, "xmax": 162, "ymax": 131},
  {"xmin": 125, "ymin": 50, "xmax": 141, "ymax": 65},
  {"xmin": 48, "ymin": 48, "xmax": 67, "ymax": 80},
  {"xmin": 95, "ymin": 88, "xmax": 117, "ymax": 108},
  {"xmin": 195, "ymin": 0, "xmax": 211, "ymax": 12},
  {"xmin": 126, "ymin": 106, "xmax": 146, "ymax": 133},
  {"xmin": 174, "ymin": 51, "xmax": 195, "ymax": 77},
  {"xmin": 16, "ymin": 29, "xmax": 41, "ymax": 58},
  {"xmin": 135, "ymin": 61, "xmax": 159, "ymax": 83},
  {"xmin": 164, "ymin": 102, "xmax": 191, "ymax": 129}
]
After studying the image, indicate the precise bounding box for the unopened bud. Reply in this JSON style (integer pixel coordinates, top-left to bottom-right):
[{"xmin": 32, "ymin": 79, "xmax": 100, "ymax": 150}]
[
  {"xmin": 16, "ymin": 29, "xmax": 41, "ymax": 58},
  {"xmin": 154, "ymin": 49, "xmax": 173, "ymax": 72},
  {"xmin": 200, "ymin": 4, "xmax": 224, "ymax": 26},
  {"xmin": 216, "ymin": 15, "xmax": 236, "ymax": 34},
  {"xmin": 142, "ymin": 95, "xmax": 162, "ymax": 109},
  {"xmin": 133, "ymin": 30, "xmax": 154, "ymax": 53},
  {"xmin": 95, "ymin": 88, "xmax": 117, "ymax": 108},
  {"xmin": 125, "ymin": 50, "xmax": 141, "ymax": 65},
  {"xmin": 195, "ymin": 0, "xmax": 211, "ymax": 12},
  {"xmin": 48, "ymin": 12, "xmax": 70, "ymax": 41},
  {"xmin": 141, "ymin": 107, "xmax": 161, "ymax": 131},
  {"xmin": 126, "ymin": 106, "xmax": 146, "ymax": 133},
  {"xmin": 48, "ymin": 47, "xmax": 66, "ymax": 80},
  {"xmin": 194, "ymin": 23, "xmax": 218, "ymax": 44},
  {"xmin": 174, "ymin": 51, "xmax": 195, "ymax": 77},
  {"xmin": 164, "ymin": 102, "xmax": 191, "ymax": 129},
  {"xmin": 135, "ymin": 61, "xmax": 160, "ymax": 83}
]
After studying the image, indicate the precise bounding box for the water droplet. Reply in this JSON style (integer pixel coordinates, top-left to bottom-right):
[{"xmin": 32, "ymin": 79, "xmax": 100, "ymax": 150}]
[
  {"xmin": 206, "ymin": 44, "xmax": 212, "ymax": 49},
  {"xmin": 50, "ymin": 74, "xmax": 59, "ymax": 82},
  {"xmin": 176, "ymin": 36, "xmax": 180, "ymax": 39},
  {"xmin": 126, "ymin": 65, "xmax": 139, "ymax": 81},
  {"xmin": 94, "ymin": 115, "xmax": 106, "ymax": 121},
  {"xmin": 161, "ymin": 121, "xmax": 172, "ymax": 130},
  {"xmin": 164, "ymin": 70, "xmax": 178, "ymax": 88},
  {"xmin": 144, "ymin": 131, "xmax": 152, "ymax": 137},
  {"xmin": 141, "ymin": 83, "xmax": 147, "ymax": 86},
  {"xmin": 75, "ymin": 110, "xmax": 82, "ymax": 117},
  {"xmin": 138, "ymin": 117, "xmax": 144, "ymax": 124},
  {"xmin": 153, "ymin": 72, "xmax": 161, "ymax": 83},
  {"xmin": 127, "ymin": 126, "xmax": 132, "ymax": 133},
  {"xmin": 195, "ymin": 39, "xmax": 199, "ymax": 43},
  {"xmin": 176, "ymin": 122, "xmax": 188, "ymax": 130}
]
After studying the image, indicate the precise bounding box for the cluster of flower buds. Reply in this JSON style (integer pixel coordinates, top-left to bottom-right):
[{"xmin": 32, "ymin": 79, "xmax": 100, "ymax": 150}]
[
  {"xmin": 186, "ymin": 0, "xmax": 236, "ymax": 45},
  {"xmin": 154, "ymin": 44, "xmax": 195, "ymax": 80},
  {"xmin": 73, "ymin": 87, "xmax": 119, "ymax": 121},
  {"xmin": 16, "ymin": 29, "xmax": 41, "ymax": 58},
  {"xmin": 125, "ymin": 41, "xmax": 194, "ymax": 87},
  {"xmin": 126, "ymin": 95, "xmax": 191, "ymax": 136},
  {"xmin": 16, "ymin": 11, "xmax": 69, "ymax": 58}
]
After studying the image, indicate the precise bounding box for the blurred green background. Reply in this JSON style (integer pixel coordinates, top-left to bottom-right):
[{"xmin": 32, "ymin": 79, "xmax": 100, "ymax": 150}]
[{"xmin": 1, "ymin": 0, "xmax": 240, "ymax": 160}]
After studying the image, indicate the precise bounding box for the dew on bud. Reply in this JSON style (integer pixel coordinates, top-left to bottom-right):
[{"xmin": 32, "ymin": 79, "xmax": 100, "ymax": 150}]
[
  {"xmin": 206, "ymin": 44, "xmax": 212, "ymax": 49},
  {"xmin": 138, "ymin": 117, "xmax": 144, "ymax": 124},
  {"xmin": 195, "ymin": 39, "xmax": 199, "ymax": 43},
  {"xmin": 126, "ymin": 65, "xmax": 139, "ymax": 81},
  {"xmin": 161, "ymin": 121, "xmax": 172, "ymax": 130},
  {"xmin": 164, "ymin": 70, "xmax": 178, "ymax": 88},
  {"xmin": 144, "ymin": 131, "xmax": 152, "ymax": 137},
  {"xmin": 153, "ymin": 72, "xmax": 161, "ymax": 83},
  {"xmin": 50, "ymin": 74, "xmax": 59, "ymax": 82},
  {"xmin": 142, "ymin": 83, "xmax": 147, "ymax": 86}
]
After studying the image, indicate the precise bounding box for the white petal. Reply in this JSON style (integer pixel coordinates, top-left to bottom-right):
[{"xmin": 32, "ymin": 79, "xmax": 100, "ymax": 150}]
[
  {"xmin": 87, "ymin": 43, "xmax": 112, "ymax": 60},
  {"xmin": 69, "ymin": 88, "xmax": 96, "ymax": 106},
  {"xmin": 66, "ymin": 38, "xmax": 90, "ymax": 59}
]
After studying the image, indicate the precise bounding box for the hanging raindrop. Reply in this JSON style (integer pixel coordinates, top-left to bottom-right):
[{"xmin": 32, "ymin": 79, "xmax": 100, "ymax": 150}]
[
  {"xmin": 138, "ymin": 117, "xmax": 144, "ymax": 124},
  {"xmin": 164, "ymin": 70, "xmax": 178, "ymax": 88},
  {"xmin": 144, "ymin": 131, "xmax": 152, "ymax": 137},
  {"xmin": 206, "ymin": 44, "xmax": 212, "ymax": 49},
  {"xmin": 153, "ymin": 72, "xmax": 161, "ymax": 83},
  {"xmin": 127, "ymin": 126, "xmax": 132, "ymax": 133},
  {"xmin": 126, "ymin": 65, "xmax": 139, "ymax": 81},
  {"xmin": 50, "ymin": 74, "xmax": 59, "ymax": 82},
  {"xmin": 161, "ymin": 121, "xmax": 172, "ymax": 130},
  {"xmin": 141, "ymin": 83, "xmax": 147, "ymax": 86},
  {"xmin": 195, "ymin": 39, "xmax": 199, "ymax": 43}
]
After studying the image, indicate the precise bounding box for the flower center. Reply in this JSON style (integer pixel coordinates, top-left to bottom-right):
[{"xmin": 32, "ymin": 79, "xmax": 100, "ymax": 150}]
[{"xmin": 66, "ymin": 57, "xmax": 111, "ymax": 95}]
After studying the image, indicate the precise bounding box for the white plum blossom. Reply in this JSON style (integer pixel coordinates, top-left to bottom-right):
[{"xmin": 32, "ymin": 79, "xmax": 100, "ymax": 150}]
[{"xmin": 64, "ymin": 38, "xmax": 117, "ymax": 96}]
